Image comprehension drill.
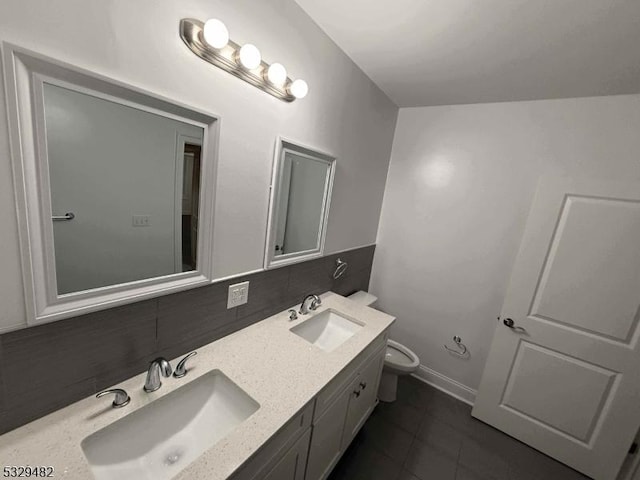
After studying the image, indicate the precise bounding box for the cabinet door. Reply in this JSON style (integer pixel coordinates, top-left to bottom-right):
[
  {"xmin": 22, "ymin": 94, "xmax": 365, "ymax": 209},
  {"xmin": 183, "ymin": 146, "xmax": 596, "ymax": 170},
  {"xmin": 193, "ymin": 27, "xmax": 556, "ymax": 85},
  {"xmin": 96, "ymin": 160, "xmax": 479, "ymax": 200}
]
[
  {"xmin": 342, "ymin": 348, "xmax": 385, "ymax": 448},
  {"xmin": 306, "ymin": 387, "xmax": 352, "ymax": 480},
  {"xmin": 263, "ymin": 428, "xmax": 311, "ymax": 480}
]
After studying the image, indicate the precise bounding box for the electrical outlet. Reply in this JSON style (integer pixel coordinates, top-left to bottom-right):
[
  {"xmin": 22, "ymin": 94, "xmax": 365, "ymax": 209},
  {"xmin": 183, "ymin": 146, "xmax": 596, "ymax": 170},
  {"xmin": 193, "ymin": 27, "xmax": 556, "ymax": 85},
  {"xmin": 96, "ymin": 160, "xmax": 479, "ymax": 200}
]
[
  {"xmin": 132, "ymin": 215, "xmax": 151, "ymax": 227},
  {"xmin": 227, "ymin": 281, "xmax": 249, "ymax": 308}
]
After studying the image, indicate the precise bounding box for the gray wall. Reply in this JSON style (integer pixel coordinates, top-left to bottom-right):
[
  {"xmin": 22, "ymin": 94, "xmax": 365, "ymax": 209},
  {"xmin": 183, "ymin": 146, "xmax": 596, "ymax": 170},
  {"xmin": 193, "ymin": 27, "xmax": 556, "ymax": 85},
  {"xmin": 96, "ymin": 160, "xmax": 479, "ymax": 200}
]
[{"xmin": 0, "ymin": 0, "xmax": 398, "ymax": 332}]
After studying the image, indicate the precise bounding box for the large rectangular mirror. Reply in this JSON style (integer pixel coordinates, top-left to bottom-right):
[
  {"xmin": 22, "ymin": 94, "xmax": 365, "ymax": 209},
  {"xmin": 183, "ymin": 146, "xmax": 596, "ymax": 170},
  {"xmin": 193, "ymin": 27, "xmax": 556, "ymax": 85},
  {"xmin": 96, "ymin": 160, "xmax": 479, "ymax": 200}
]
[
  {"xmin": 4, "ymin": 44, "xmax": 218, "ymax": 324},
  {"xmin": 265, "ymin": 139, "xmax": 335, "ymax": 268}
]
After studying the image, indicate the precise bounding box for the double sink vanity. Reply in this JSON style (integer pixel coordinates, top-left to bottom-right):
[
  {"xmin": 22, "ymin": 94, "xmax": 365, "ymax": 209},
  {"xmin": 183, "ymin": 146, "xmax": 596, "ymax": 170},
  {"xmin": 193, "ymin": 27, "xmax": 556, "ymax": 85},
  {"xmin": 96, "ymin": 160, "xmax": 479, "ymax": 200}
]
[{"xmin": 0, "ymin": 292, "xmax": 394, "ymax": 480}]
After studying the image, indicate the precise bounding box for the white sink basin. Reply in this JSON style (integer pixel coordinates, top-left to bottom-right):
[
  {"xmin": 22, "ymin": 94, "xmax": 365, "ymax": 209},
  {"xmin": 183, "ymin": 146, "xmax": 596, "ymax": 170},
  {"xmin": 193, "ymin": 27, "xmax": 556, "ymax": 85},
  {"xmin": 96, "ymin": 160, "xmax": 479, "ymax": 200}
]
[
  {"xmin": 291, "ymin": 309, "xmax": 363, "ymax": 352},
  {"xmin": 81, "ymin": 370, "xmax": 259, "ymax": 480}
]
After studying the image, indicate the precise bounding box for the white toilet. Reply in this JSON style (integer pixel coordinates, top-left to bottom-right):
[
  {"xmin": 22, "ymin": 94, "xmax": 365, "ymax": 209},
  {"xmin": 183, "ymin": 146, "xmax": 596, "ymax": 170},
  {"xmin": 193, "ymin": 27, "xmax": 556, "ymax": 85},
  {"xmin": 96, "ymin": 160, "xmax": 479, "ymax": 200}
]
[{"xmin": 348, "ymin": 291, "xmax": 420, "ymax": 402}]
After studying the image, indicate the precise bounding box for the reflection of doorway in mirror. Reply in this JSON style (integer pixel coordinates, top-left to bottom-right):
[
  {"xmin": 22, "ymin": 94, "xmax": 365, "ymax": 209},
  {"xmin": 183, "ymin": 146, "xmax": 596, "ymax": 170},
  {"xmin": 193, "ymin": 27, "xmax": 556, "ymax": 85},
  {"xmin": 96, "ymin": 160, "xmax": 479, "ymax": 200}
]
[
  {"xmin": 274, "ymin": 154, "xmax": 293, "ymax": 256},
  {"xmin": 181, "ymin": 143, "xmax": 201, "ymax": 271}
]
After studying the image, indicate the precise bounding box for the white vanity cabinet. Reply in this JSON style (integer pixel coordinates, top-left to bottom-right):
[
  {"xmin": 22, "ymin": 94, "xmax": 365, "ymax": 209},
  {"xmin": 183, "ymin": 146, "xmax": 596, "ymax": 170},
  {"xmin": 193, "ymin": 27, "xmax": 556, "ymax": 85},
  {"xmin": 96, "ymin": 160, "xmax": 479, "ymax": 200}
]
[
  {"xmin": 262, "ymin": 429, "xmax": 312, "ymax": 480},
  {"xmin": 231, "ymin": 331, "xmax": 388, "ymax": 480},
  {"xmin": 341, "ymin": 348, "xmax": 385, "ymax": 449},
  {"xmin": 230, "ymin": 403, "xmax": 313, "ymax": 480},
  {"xmin": 305, "ymin": 386, "xmax": 352, "ymax": 480},
  {"xmin": 306, "ymin": 333, "xmax": 387, "ymax": 480}
]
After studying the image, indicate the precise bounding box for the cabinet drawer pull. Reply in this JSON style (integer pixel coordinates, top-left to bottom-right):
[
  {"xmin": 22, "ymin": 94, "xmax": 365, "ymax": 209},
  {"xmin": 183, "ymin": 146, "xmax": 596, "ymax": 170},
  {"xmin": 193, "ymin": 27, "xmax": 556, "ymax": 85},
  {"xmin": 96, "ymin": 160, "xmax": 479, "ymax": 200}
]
[
  {"xmin": 359, "ymin": 381, "xmax": 367, "ymax": 390},
  {"xmin": 353, "ymin": 389, "xmax": 361, "ymax": 398}
]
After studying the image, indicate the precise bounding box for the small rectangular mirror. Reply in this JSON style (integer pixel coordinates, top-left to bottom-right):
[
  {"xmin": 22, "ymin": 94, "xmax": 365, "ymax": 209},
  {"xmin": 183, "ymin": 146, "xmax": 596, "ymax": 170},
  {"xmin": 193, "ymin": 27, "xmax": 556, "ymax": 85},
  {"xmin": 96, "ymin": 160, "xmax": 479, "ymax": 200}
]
[{"xmin": 265, "ymin": 139, "xmax": 335, "ymax": 268}]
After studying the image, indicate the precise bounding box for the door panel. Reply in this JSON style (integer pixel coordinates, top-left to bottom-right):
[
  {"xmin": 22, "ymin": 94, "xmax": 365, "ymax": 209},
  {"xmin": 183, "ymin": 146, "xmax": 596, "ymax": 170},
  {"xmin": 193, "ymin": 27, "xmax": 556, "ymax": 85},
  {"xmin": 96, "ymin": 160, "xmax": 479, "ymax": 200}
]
[
  {"xmin": 531, "ymin": 196, "xmax": 640, "ymax": 341},
  {"xmin": 306, "ymin": 388, "xmax": 351, "ymax": 480},
  {"xmin": 473, "ymin": 178, "xmax": 640, "ymax": 480},
  {"xmin": 502, "ymin": 341, "xmax": 616, "ymax": 442}
]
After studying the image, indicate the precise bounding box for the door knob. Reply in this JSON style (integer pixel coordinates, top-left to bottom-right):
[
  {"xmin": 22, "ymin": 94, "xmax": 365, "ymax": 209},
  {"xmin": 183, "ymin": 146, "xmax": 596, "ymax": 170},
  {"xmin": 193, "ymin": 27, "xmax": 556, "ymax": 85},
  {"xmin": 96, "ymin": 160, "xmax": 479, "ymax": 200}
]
[
  {"xmin": 359, "ymin": 381, "xmax": 367, "ymax": 390},
  {"xmin": 503, "ymin": 318, "xmax": 515, "ymax": 328}
]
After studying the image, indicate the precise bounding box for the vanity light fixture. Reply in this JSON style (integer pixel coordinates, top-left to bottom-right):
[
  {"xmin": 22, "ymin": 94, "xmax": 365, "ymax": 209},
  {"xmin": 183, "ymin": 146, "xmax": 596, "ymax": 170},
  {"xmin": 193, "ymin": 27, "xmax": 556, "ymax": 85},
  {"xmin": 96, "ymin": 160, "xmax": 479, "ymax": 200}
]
[{"xmin": 180, "ymin": 18, "xmax": 308, "ymax": 102}]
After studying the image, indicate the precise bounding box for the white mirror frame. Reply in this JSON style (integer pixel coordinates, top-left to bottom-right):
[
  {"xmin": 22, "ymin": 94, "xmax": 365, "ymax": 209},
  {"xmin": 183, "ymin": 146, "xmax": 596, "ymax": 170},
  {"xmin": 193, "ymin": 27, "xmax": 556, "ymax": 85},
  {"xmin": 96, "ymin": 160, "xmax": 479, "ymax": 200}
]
[
  {"xmin": 264, "ymin": 137, "xmax": 336, "ymax": 269},
  {"xmin": 2, "ymin": 43, "xmax": 220, "ymax": 325}
]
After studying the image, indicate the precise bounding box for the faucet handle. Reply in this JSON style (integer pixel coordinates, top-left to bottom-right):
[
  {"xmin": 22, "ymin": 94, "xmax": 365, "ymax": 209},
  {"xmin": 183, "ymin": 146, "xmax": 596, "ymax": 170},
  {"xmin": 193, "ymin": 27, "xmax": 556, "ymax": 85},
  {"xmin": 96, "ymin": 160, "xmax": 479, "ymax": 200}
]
[
  {"xmin": 96, "ymin": 388, "xmax": 130, "ymax": 408},
  {"xmin": 174, "ymin": 351, "xmax": 197, "ymax": 378},
  {"xmin": 288, "ymin": 309, "xmax": 298, "ymax": 321}
]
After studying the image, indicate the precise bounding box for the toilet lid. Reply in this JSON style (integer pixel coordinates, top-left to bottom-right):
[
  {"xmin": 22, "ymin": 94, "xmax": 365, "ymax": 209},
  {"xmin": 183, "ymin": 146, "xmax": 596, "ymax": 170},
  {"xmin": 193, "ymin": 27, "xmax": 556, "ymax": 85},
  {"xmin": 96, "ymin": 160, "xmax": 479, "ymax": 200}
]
[{"xmin": 385, "ymin": 344, "xmax": 413, "ymax": 366}]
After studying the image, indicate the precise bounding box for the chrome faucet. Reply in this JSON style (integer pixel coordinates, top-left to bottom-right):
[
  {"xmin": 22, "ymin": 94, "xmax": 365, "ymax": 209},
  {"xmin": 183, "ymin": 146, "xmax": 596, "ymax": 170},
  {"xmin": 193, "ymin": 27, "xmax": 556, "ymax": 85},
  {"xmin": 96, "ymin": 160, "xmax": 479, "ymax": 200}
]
[
  {"xmin": 299, "ymin": 294, "xmax": 322, "ymax": 315},
  {"xmin": 144, "ymin": 358, "xmax": 172, "ymax": 392}
]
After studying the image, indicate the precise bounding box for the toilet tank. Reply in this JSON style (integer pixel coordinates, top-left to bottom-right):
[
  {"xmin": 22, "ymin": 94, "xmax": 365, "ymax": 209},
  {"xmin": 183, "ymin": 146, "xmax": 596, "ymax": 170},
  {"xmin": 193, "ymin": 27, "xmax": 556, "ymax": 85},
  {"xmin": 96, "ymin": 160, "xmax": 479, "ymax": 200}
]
[{"xmin": 347, "ymin": 290, "xmax": 378, "ymax": 309}]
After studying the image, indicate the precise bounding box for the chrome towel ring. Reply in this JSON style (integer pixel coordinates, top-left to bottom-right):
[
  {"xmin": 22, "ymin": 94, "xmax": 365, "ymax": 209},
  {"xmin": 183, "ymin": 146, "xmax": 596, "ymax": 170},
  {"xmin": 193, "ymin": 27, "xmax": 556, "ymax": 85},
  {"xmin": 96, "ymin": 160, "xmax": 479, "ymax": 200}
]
[
  {"xmin": 333, "ymin": 258, "xmax": 348, "ymax": 279},
  {"xmin": 444, "ymin": 335, "xmax": 468, "ymax": 357}
]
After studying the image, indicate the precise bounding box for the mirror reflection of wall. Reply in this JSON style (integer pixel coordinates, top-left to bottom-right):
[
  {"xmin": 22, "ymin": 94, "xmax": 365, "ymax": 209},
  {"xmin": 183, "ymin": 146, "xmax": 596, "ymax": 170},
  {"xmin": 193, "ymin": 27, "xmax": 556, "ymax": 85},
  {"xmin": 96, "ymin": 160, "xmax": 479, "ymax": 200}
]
[
  {"xmin": 266, "ymin": 140, "xmax": 335, "ymax": 268},
  {"xmin": 44, "ymin": 83, "xmax": 204, "ymax": 295},
  {"xmin": 274, "ymin": 152, "xmax": 331, "ymax": 256}
]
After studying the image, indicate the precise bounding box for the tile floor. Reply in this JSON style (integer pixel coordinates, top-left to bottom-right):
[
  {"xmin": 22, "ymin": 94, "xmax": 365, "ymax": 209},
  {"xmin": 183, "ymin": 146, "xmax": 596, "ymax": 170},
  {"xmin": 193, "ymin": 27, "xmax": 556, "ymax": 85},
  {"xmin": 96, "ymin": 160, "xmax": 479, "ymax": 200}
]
[{"xmin": 328, "ymin": 376, "xmax": 591, "ymax": 480}]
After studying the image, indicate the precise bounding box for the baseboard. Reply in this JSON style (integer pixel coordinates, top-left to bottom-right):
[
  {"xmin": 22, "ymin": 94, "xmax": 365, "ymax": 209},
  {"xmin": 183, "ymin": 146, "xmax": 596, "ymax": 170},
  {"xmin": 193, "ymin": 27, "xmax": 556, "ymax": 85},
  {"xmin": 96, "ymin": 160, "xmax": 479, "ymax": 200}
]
[{"xmin": 411, "ymin": 364, "xmax": 477, "ymax": 406}]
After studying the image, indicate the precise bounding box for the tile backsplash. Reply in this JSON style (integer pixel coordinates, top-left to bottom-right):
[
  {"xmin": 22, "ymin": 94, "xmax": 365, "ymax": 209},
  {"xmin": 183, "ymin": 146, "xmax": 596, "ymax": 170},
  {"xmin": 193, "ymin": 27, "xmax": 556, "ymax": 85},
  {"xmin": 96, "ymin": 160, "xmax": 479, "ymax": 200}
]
[{"xmin": 0, "ymin": 245, "xmax": 375, "ymax": 434}]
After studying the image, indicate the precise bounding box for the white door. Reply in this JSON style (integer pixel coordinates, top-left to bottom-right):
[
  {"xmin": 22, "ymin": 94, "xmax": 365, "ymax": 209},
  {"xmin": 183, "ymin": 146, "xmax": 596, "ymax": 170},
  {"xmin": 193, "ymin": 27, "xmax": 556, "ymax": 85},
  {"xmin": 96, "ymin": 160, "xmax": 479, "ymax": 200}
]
[{"xmin": 473, "ymin": 177, "xmax": 640, "ymax": 480}]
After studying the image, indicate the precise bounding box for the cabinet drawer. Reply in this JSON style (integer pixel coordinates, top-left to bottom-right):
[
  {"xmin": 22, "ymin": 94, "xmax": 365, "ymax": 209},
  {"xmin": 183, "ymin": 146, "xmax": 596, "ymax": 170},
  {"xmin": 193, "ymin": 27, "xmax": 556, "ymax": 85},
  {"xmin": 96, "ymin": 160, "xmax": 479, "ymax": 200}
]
[
  {"xmin": 313, "ymin": 330, "xmax": 388, "ymax": 421},
  {"xmin": 231, "ymin": 401, "xmax": 314, "ymax": 480}
]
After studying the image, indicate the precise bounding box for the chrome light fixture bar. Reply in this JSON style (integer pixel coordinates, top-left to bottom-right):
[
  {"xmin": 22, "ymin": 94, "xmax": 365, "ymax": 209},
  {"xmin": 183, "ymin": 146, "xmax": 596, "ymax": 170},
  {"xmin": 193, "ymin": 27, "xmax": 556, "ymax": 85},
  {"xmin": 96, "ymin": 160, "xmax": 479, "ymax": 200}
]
[{"xmin": 180, "ymin": 18, "xmax": 308, "ymax": 103}]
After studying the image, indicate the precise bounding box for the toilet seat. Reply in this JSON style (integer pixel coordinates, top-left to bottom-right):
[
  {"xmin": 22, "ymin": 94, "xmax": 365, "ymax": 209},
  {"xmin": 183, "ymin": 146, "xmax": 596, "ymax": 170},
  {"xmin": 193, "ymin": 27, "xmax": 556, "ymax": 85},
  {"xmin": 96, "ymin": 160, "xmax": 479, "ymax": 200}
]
[{"xmin": 384, "ymin": 339, "xmax": 419, "ymax": 374}]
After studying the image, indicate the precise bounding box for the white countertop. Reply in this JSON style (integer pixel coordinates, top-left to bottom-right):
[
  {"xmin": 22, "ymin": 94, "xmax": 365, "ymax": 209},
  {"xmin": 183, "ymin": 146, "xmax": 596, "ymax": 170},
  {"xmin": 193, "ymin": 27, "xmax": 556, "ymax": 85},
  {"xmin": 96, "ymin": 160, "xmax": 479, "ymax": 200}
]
[{"xmin": 0, "ymin": 292, "xmax": 395, "ymax": 480}]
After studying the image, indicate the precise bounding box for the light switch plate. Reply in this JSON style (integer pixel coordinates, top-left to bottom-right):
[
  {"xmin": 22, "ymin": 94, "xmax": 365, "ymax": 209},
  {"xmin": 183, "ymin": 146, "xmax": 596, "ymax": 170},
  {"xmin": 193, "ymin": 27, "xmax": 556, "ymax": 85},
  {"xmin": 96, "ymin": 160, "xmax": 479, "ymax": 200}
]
[
  {"xmin": 227, "ymin": 281, "xmax": 249, "ymax": 309},
  {"xmin": 132, "ymin": 215, "xmax": 151, "ymax": 227}
]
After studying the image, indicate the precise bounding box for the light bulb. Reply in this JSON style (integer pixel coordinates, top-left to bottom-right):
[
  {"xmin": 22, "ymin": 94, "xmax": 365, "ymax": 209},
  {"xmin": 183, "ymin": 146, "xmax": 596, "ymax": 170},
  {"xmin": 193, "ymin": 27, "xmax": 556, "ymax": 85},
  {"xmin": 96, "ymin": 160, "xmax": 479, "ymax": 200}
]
[
  {"xmin": 203, "ymin": 19, "xmax": 229, "ymax": 49},
  {"xmin": 238, "ymin": 44, "xmax": 261, "ymax": 70},
  {"xmin": 289, "ymin": 79, "xmax": 308, "ymax": 99},
  {"xmin": 266, "ymin": 63, "xmax": 287, "ymax": 87}
]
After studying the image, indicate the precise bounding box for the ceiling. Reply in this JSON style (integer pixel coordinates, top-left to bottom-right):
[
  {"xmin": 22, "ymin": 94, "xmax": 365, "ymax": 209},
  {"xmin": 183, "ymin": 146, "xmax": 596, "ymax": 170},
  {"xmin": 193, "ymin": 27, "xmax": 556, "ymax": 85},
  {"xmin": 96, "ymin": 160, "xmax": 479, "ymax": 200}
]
[{"xmin": 295, "ymin": 0, "xmax": 640, "ymax": 107}]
